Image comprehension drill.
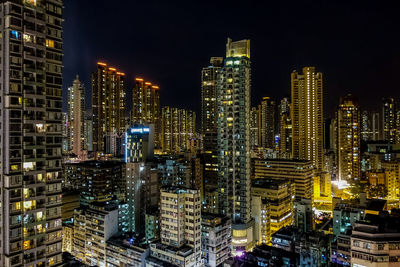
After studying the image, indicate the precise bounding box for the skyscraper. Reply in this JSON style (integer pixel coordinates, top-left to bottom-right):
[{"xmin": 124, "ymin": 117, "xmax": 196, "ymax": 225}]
[
  {"xmin": 279, "ymin": 97, "xmax": 292, "ymax": 157},
  {"xmin": 217, "ymin": 38, "xmax": 254, "ymax": 254},
  {"xmin": 371, "ymin": 111, "xmax": 382, "ymax": 141},
  {"xmin": 361, "ymin": 110, "xmax": 371, "ymax": 142},
  {"xmin": 160, "ymin": 106, "xmax": 196, "ymax": 153},
  {"xmin": 291, "ymin": 67, "xmax": 324, "ymax": 170},
  {"xmin": 125, "ymin": 125, "xmax": 159, "ymax": 233},
  {"xmin": 250, "ymin": 106, "xmax": 260, "ymax": 151},
  {"xmin": 67, "ymin": 75, "xmax": 86, "ymax": 159},
  {"xmin": 337, "ymin": 95, "xmax": 361, "ymax": 182},
  {"xmin": 382, "ymin": 97, "xmax": 396, "ymax": 143},
  {"xmin": 92, "ymin": 62, "xmax": 125, "ymax": 153},
  {"xmin": 257, "ymin": 97, "xmax": 276, "ymax": 149},
  {"xmin": 0, "ymin": 0, "xmax": 64, "ymax": 266},
  {"xmin": 130, "ymin": 78, "xmax": 160, "ymax": 147},
  {"xmin": 201, "ymin": 57, "xmax": 223, "ymax": 151}
]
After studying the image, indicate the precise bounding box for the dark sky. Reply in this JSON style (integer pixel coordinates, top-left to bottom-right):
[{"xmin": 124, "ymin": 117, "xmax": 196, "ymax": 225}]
[{"xmin": 63, "ymin": 0, "xmax": 400, "ymax": 118}]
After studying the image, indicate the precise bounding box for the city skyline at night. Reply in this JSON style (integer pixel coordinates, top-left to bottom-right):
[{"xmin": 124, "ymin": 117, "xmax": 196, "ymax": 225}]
[
  {"xmin": 2, "ymin": 1, "xmax": 400, "ymax": 266},
  {"xmin": 63, "ymin": 1, "xmax": 400, "ymax": 116}
]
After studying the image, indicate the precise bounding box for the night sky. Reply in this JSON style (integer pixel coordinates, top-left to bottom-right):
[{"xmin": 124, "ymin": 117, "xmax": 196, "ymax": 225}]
[{"xmin": 63, "ymin": 0, "xmax": 400, "ymax": 118}]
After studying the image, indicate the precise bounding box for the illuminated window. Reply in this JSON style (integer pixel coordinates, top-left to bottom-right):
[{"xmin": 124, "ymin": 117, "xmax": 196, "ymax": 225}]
[
  {"xmin": 46, "ymin": 39, "xmax": 55, "ymax": 48},
  {"xmin": 23, "ymin": 240, "xmax": 32, "ymax": 250},
  {"xmin": 23, "ymin": 188, "xmax": 30, "ymax": 198},
  {"xmin": 10, "ymin": 30, "xmax": 21, "ymax": 40},
  {"xmin": 24, "ymin": 0, "xmax": 37, "ymax": 5},
  {"xmin": 10, "ymin": 164, "xmax": 20, "ymax": 171},
  {"xmin": 23, "ymin": 162, "xmax": 35, "ymax": 171},
  {"xmin": 36, "ymin": 211, "xmax": 43, "ymax": 221},
  {"xmin": 15, "ymin": 202, "xmax": 21, "ymax": 210},
  {"xmin": 23, "ymin": 200, "xmax": 36, "ymax": 211},
  {"xmin": 23, "ymin": 33, "xmax": 35, "ymax": 43}
]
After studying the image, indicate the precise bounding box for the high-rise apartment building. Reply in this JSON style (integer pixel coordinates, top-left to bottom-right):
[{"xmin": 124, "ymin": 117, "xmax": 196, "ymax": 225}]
[
  {"xmin": 125, "ymin": 125, "xmax": 159, "ymax": 233},
  {"xmin": 157, "ymin": 156, "xmax": 192, "ymax": 187},
  {"xmin": 67, "ymin": 75, "xmax": 86, "ymax": 159},
  {"xmin": 201, "ymin": 57, "xmax": 223, "ymax": 151},
  {"xmin": 371, "ymin": 111, "xmax": 382, "ymax": 141},
  {"xmin": 130, "ymin": 78, "xmax": 160, "ymax": 147},
  {"xmin": 146, "ymin": 187, "xmax": 202, "ymax": 266},
  {"xmin": 279, "ymin": 97, "xmax": 292, "ymax": 157},
  {"xmin": 250, "ymin": 106, "xmax": 260, "ymax": 151},
  {"xmin": 337, "ymin": 95, "xmax": 361, "ymax": 182},
  {"xmin": 92, "ymin": 62, "xmax": 125, "ymax": 153},
  {"xmin": 161, "ymin": 106, "xmax": 196, "ymax": 153},
  {"xmin": 64, "ymin": 160, "xmax": 126, "ymax": 205},
  {"xmin": 361, "ymin": 110, "xmax": 372, "ymax": 142},
  {"xmin": 257, "ymin": 97, "xmax": 276, "ymax": 149},
  {"xmin": 217, "ymin": 38, "xmax": 255, "ymax": 254},
  {"xmin": 0, "ymin": 0, "xmax": 64, "ymax": 266},
  {"xmin": 382, "ymin": 97, "xmax": 396, "ymax": 143},
  {"xmin": 291, "ymin": 67, "xmax": 324, "ymax": 170}
]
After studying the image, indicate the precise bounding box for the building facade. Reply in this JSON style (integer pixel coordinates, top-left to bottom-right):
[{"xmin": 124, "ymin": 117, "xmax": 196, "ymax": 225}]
[
  {"xmin": 201, "ymin": 213, "xmax": 231, "ymax": 267},
  {"xmin": 72, "ymin": 202, "xmax": 119, "ymax": 267},
  {"xmin": 201, "ymin": 57, "xmax": 223, "ymax": 152},
  {"xmin": 257, "ymin": 96, "xmax": 276, "ymax": 149},
  {"xmin": 161, "ymin": 106, "xmax": 196, "ymax": 154},
  {"xmin": 279, "ymin": 97, "xmax": 292, "ymax": 157},
  {"xmin": 291, "ymin": 67, "xmax": 324, "ymax": 170},
  {"xmin": 217, "ymin": 38, "xmax": 255, "ymax": 254},
  {"xmin": 253, "ymin": 159, "xmax": 314, "ymax": 200},
  {"xmin": 130, "ymin": 78, "xmax": 160, "ymax": 148},
  {"xmin": 337, "ymin": 94, "xmax": 361, "ymax": 182},
  {"xmin": 63, "ymin": 160, "xmax": 126, "ymax": 205},
  {"xmin": 67, "ymin": 75, "xmax": 86, "ymax": 159},
  {"xmin": 0, "ymin": 0, "xmax": 64, "ymax": 266},
  {"xmin": 382, "ymin": 97, "xmax": 396, "ymax": 144},
  {"xmin": 251, "ymin": 178, "xmax": 293, "ymax": 241},
  {"xmin": 146, "ymin": 187, "xmax": 202, "ymax": 266},
  {"xmin": 91, "ymin": 62, "xmax": 125, "ymax": 153}
]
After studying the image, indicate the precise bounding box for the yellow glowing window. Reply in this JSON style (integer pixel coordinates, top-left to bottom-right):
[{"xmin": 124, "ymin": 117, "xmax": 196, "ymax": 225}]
[
  {"xmin": 37, "ymin": 173, "xmax": 44, "ymax": 182},
  {"xmin": 46, "ymin": 39, "xmax": 55, "ymax": 48},
  {"xmin": 15, "ymin": 202, "xmax": 21, "ymax": 210},
  {"xmin": 23, "ymin": 240, "xmax": 32, "ymax": 250},
  {"xmin": 23, "ymin": 188, "xmax": 29, "ymax": 198},
  {"xmin": 24, "ymin": 0, "xmax": 36, "ymax": 5},
  {"xmin": 11, "ymin": 164, "xmax": 19, "ymax": 171},
  {"xmin": 18, "ymin": 97, "xmax": 22, "ymax": 105}
]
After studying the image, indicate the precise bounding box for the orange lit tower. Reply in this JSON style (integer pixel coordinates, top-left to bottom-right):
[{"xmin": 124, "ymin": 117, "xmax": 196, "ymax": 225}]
[
  {"xmin": 92, "ymin": 62, "xmax": 126, "ymax": 153},
  {"xmin": 131, "ymin": 78, "xmax": 161, "ymax": 147}
]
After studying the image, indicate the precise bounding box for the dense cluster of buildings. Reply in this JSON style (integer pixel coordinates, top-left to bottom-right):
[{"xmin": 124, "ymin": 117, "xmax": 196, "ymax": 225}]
[{"xmin": 1, "ymin": 1, "xmax": 400, "ymax": 266}]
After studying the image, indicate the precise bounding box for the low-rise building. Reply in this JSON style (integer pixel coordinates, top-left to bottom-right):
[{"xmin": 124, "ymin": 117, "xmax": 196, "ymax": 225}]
[
  {"xmin": 146, "ymin": 187, "xmax": 202, "ymax": 266},
  {"xmin": 251, "ymin": 178, "xmax": 293, "ymax": 241},
  {"xmin": 351, "ymin": 214, "xmax": 400, "ymax": 267},
  {"xmin": 71, "ymin": 202, "xmax": 119, "ymax": 267},
  {"xmin": 201, "ymin": 213, "xmax": 231, "ymax": 267},
  {"xmin": 106, "ymin": 235, "xmax": 149, "ymax": 267}
]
